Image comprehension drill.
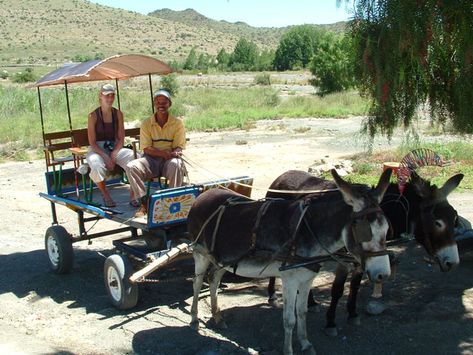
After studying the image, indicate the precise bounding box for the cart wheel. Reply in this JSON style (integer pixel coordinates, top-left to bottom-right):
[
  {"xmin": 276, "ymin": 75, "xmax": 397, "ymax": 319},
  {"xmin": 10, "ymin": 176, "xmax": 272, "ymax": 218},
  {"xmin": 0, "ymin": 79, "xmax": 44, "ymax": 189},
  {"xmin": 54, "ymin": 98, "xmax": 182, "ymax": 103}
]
[
  {"xmin": 45, "ymin": 225, "xmax": 74, "ymax": 274},
  {"xmin": 104, "ymin": 254, "xmax": 139, "ymax": 310}
]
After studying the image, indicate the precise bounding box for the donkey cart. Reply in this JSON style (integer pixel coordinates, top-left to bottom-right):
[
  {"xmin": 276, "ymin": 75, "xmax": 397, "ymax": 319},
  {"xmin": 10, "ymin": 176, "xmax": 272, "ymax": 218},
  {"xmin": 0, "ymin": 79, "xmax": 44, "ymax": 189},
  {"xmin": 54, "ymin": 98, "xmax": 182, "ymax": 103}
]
[{"xmin": 34, "ymin": 54, "xmax": 253, "ymax": 309}]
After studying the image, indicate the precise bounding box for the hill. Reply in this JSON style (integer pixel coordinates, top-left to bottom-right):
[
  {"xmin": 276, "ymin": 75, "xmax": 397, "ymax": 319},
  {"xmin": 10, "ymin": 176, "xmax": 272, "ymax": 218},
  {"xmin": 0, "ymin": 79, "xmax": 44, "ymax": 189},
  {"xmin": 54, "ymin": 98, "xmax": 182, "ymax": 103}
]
[
  {"xmin": 0, "ymin": 0, "xmax": 250, "ymax": 65},
  {"xmin": 149, "ymin": 8, "xmax": 347, "ymax": 47},
  {"xmin": 0, "ymin": 0, "xmax": 346, "ymax": 66}
]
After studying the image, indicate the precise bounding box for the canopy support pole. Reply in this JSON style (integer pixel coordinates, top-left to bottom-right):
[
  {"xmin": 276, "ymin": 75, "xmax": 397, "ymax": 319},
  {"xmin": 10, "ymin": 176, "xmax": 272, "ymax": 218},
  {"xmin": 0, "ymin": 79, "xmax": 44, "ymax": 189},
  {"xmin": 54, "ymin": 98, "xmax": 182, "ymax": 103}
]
[
  {"xmin": 64, "ymin": 81, "xmax": 73, "ymax": 134},
  {"xmin": 37, "ymin": 86, "xmax": 48, "ymax": 172},
  {"xmin": 37, "ymin": 87, "xmax": 45, "ymax": 146},
  {"xmin": 148, "ymin": 73, "xmax": 154, "ymax": 114},
  {"xmin": 115, "ymin": 78, "xmax": 121, "ymax": 111}
]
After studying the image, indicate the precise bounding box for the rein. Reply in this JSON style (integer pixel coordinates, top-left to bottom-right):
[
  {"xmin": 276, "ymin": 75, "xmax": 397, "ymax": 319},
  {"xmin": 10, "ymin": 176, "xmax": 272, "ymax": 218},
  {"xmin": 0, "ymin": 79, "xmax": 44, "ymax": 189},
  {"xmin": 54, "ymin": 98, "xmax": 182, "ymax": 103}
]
[{"xmin": 182, "ymin": 154, "xmax": 339, "ymax": 195}]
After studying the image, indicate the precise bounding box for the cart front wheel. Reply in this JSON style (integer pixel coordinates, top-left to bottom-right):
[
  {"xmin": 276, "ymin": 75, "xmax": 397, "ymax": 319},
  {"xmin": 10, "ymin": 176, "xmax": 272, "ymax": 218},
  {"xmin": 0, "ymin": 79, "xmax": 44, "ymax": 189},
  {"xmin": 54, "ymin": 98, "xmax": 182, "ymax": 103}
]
[
  {"xmin": 45, "ymin": 225, "xmax": 73, "ymax": 274},
  {"xmin": 104, "ymin": 254, "xmax": 138, "ymax": 310}
]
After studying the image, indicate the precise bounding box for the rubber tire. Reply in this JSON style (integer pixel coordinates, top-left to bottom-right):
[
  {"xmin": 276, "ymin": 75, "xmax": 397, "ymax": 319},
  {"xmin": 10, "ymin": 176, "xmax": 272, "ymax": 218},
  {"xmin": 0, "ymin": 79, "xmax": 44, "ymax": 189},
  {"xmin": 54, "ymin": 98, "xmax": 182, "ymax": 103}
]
[
  {"xmin": 44, "ymin": 225, "xmax": 74, "ymax": 274},
  {"xmin": 104, "ymin": 254, "xmax": 139, "ymax": 310}
]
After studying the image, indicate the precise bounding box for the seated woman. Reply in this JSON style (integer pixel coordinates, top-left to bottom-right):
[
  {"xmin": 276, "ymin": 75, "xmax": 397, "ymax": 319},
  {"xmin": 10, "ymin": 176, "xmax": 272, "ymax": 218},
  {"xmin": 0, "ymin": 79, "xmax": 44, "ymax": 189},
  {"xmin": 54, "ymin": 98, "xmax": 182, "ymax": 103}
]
[{"xmin": 86, "ymin": 84, "xmax": 135, "ymax": 207}]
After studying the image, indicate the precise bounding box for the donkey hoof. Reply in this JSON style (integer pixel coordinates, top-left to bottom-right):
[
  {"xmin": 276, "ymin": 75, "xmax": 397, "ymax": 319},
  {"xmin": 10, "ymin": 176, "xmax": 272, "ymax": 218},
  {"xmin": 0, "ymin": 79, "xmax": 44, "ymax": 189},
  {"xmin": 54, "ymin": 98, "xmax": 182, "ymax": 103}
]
[
  {"xmin": 348, "ymin": 316, "xmax": 361, "ymax": 326},
  {"xmin": 302, "ymin": 344, "xmax": 316, "ymax": 355},
  {"xmin": 189, "ymin": 320, "xmax": 200, "ymax": 331},
  {"xmin": 366, "ymin": 300, "xmax": 387, "ymax": 315},
  {"xmin": 324, "ymin": 327, "xmax": 338, "ymax": 337},
  {"xmin": 268, "ymin": 298, "xmax": 283, "ymax": 309}
]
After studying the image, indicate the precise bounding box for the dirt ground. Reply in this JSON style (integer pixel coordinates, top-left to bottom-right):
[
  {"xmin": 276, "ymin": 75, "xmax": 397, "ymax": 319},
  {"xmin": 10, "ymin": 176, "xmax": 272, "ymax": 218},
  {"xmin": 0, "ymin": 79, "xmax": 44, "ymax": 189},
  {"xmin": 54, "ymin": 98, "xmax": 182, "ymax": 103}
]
[{"xmin": 1, "ymin": 116, "xmax": 472, "ymax": 355}]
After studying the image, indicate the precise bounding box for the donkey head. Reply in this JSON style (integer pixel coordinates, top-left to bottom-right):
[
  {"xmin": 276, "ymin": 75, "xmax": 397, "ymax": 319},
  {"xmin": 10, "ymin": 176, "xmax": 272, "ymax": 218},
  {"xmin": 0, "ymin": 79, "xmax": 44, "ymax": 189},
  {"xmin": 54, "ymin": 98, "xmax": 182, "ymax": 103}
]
[
  {"xmin": 332, "ymin": 168, "xmax": 392, "ymax": 282},
  {"xmin": 410, "ymin": 172, "xmax": 464, "ymax": 271}
]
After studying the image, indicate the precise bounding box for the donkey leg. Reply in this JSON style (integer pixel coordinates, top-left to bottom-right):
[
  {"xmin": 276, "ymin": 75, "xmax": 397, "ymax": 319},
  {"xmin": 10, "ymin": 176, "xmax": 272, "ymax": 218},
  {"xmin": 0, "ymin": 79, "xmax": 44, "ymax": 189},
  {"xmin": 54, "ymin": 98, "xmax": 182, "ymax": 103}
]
[
  {"xmin": 281, "ymin": 276, "xmax": 298, "ymax": 355},
  {"xmin": 208, "ymin": 267, "xmax": 228, "ymax": 329},
  {"xmin": 347, "ymin": 268, "xmax": 363, "ymax": 326},
  {"xmin": 296, "ymin": 274, "xmax": 317, "ymax": 355},
  {"xmin": 268, "ymin": 277, "xmax": 278, "ymax": 304},
  {"xmin": 190, "ymin": 252, "xmax": 210, "ymax": 330},
  {"xmin": 324, "ymin": 264, "xmax": 349, "ymax": 337}
]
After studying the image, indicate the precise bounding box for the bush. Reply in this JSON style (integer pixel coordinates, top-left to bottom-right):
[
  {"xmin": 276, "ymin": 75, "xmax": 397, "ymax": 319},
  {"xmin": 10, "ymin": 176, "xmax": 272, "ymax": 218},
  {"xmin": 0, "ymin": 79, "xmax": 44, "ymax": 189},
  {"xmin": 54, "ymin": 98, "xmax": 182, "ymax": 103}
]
[
  {"xmin": 160, "ymin": 73, "xmax": 180, "ymax": 96},
  {"xmin": 0, "ymin": 70, "xmax": 9, "ymax": 79},
  {"xmin": 12, "ymin": 68, "xmax": 36, "ymax": 83},
  {"xmin": 254, "ymin": 72, "xmax": 271, "ymax": 86}
]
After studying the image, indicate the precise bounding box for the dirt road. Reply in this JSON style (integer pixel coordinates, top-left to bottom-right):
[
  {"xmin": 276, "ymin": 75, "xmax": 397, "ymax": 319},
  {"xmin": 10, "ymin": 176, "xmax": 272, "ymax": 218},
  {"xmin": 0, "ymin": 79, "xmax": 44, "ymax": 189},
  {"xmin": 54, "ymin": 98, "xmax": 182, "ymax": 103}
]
[{"xmin": 0, "ymin": 116, "xmax": 472, "ymax": 354}]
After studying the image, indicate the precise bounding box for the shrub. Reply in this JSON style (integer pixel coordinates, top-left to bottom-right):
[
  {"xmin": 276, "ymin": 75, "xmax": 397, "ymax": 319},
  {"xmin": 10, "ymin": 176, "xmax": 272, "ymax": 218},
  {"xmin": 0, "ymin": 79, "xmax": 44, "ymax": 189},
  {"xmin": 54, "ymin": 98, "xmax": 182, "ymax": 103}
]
[
  {"xmin": 160, "ymin": 73, "xmax": 180, "ymax": 96},
  {"xmin": 12, "ymin": 68, "xmax": 36, "ymax": 83},
  {"xmin": 254, "ymin": 72, "xmax": 271, "ymax": 86},
  {"xmin": 0, "ymin": 70, "xmax": 9, "ymax": 79}
]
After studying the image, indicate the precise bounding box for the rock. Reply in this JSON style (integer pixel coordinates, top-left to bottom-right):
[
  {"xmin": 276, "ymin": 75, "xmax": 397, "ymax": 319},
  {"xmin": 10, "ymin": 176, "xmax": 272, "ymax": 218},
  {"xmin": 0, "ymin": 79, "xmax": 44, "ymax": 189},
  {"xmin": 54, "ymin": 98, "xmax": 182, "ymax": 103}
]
[
  {"xmin": 308, "ymin": 158, "xmax": 353, "ymax": 177},
  {"xmin": 366, "ymin": 299, "xmax": 387, "ymax": 315}
]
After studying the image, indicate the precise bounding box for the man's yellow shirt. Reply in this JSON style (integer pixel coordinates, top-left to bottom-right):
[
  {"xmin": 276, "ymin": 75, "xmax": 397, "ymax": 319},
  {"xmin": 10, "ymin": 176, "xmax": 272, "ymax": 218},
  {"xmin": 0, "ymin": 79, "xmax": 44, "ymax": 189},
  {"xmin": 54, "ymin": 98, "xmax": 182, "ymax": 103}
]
[{"xmin": 140, "ymin": 114, "xmax": 186, "ymax": 151}]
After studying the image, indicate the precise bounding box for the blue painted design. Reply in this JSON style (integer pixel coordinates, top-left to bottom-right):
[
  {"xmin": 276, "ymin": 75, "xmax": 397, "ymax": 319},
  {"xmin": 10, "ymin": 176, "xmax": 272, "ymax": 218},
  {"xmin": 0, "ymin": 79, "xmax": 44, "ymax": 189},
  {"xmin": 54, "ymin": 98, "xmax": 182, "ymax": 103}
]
[{"xmin": 169, "ymin": 202, "xmax": 181, "ymax": 213}]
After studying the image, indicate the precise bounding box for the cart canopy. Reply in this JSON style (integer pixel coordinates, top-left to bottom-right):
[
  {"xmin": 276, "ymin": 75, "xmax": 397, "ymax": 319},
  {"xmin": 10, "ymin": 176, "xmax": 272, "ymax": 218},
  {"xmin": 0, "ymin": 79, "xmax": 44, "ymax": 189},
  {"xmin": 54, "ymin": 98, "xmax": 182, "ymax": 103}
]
[{"xmin": 34, "ymin": 54, "xmax": 172, "ymax": 88}]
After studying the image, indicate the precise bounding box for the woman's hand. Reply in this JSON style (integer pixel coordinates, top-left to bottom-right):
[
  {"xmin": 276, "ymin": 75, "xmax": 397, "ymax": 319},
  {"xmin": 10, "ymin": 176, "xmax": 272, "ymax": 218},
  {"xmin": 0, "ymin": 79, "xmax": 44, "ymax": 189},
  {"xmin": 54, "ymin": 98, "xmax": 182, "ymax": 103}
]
[{"xmin": 104, "ymin": 154, "xmax": 115, "ymax": 171}]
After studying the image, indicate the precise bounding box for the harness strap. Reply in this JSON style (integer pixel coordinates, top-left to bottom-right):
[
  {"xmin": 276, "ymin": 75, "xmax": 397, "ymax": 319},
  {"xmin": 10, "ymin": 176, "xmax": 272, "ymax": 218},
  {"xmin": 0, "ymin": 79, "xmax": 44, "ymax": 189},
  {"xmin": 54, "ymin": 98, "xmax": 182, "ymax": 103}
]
[
  {"xmin": 251, "ymin": 200, "xmax": 274, "ymax": 249},
  {"xmin": 191, "ymin": 204, "xmax": 226, "ymax": 247},
  {"xmin": 302, "ymin": 215, "xmax": 355, "ymax": 271},
  {"xmin": 259, "ymin": 200, "xmax": 310, "ymax": 275},
  {"xmin": 210, "ymin": 205, "xmax": 226, "ymax": 253}
]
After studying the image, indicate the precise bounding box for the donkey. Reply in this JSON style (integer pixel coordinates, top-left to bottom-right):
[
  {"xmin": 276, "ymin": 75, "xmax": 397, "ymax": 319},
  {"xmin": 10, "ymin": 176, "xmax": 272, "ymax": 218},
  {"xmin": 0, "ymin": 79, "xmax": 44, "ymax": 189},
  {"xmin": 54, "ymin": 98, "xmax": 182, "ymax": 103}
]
[
  {"xmin": 266, "ymin": 169, "xmax": 463, "ymax": 336},
  {"xmin": 187, "ymin": 169, "xmax": 392, "ymax": 355}
]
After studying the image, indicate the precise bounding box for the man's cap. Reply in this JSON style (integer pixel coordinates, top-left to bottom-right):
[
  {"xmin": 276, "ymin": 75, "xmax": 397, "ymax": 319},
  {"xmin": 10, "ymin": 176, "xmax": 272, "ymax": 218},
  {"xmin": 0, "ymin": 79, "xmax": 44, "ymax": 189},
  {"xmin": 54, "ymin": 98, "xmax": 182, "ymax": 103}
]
[
  {"xmin": 101, "ymin": 83, "xmax": 116, "ymax": 96},
  {"xmin": 153, "ymin": 89, "xmax": 172, "ymax": 102}
]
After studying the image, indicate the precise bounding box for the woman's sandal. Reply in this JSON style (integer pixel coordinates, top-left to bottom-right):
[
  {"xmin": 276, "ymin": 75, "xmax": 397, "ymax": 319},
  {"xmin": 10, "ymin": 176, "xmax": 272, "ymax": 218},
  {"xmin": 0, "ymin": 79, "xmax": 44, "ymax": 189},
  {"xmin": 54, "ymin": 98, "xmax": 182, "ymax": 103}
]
[{"xmin": 129, "ymin": 199, "xmax": 140, "ymax": 208}]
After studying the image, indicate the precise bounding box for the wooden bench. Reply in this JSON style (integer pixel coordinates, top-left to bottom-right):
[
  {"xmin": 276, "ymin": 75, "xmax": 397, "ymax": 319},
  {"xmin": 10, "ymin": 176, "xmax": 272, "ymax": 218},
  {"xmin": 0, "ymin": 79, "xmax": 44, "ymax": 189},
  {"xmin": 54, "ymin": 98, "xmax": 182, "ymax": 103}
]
[{"xmin": 43, "ymin": 127, "xmax": 141, "ymax": 196}]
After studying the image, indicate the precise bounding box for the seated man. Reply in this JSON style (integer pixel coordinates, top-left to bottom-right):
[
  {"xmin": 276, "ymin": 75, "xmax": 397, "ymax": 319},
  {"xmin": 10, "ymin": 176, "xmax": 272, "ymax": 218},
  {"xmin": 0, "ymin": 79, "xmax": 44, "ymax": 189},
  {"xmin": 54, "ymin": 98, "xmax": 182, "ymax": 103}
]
[{"xmin": 127, "ymin": 89, "xmax": 186, "ymax": 217}]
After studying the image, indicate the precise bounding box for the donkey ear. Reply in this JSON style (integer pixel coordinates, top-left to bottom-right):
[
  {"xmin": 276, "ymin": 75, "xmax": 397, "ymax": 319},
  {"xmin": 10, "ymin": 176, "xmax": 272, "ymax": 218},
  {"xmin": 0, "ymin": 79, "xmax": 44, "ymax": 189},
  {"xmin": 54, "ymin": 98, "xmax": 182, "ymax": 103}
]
[
  {"xmin": 331, "ymin": 169, "xmax": 362, "ymax": 209},
  {"xmin": 410, "ymin": 171, "xmax": 432, "ymax": 198},
  {"xmin": 373, "ymin": 168, "xmax": 392, "ymax": 203},
  {"xmin": 438, "ymin": 174, "xmax": 464, "ymax": 200}
]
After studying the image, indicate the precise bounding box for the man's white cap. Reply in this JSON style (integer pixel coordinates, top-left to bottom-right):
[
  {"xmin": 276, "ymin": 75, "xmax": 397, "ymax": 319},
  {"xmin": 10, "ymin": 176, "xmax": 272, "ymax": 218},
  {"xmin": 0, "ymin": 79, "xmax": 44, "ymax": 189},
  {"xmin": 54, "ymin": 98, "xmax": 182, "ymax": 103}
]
[
  {"xmin": 153, "ymin": 89, "xmax": 172, "ymax": 102},
  {"xmin": 101, "ymin": 83, "xmax": 116, "ymax": 95}
]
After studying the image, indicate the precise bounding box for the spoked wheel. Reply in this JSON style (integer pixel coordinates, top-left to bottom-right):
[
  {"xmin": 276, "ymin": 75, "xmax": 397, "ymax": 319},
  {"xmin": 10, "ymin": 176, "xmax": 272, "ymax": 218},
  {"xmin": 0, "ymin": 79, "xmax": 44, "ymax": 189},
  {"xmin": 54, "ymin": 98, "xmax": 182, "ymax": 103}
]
[
  {"xmin": 104, "ymin": 254, "xmax": 139, "ymax": 310},
  {"xmin": 44, "ymin": 225, "xmax": 73, "ymax": 274}
]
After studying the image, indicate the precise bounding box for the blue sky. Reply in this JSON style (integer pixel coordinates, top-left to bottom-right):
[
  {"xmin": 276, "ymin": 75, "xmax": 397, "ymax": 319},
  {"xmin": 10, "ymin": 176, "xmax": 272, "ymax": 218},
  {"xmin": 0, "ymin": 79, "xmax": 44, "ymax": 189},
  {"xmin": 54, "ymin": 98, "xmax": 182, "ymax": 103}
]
[{"xmin": 89, "ymin": 0, "xmax": 353, "ymax": 27}]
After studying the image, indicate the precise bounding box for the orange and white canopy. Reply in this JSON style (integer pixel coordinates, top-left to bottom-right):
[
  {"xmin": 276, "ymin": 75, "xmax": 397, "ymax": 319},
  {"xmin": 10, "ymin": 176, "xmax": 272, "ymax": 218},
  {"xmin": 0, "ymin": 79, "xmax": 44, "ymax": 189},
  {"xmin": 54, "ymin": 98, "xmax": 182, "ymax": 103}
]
[{"xmin": 34, "ymin": 54, "xmax": 172, "ymax": 87}]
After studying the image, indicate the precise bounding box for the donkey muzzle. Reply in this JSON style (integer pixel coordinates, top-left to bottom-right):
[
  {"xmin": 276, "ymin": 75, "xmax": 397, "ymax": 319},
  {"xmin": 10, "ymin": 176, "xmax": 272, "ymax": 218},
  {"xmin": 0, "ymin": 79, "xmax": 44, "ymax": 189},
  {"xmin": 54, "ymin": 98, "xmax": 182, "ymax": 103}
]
[
  {"xmin": 436, "ymin": 244, "xmax": 460, "ymax": 272},
  {"xmin": 365, "ymin": 254, "xmax": 391, "ymax": 282}
]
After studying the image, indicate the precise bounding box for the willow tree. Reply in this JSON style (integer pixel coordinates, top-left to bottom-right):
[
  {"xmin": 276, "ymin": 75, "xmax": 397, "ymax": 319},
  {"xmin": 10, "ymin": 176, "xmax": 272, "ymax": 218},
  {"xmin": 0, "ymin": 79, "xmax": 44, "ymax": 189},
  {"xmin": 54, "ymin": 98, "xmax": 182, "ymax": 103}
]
[{"xmin": 347, "ymin": 0, "xmax": 473, "ymax": 137}]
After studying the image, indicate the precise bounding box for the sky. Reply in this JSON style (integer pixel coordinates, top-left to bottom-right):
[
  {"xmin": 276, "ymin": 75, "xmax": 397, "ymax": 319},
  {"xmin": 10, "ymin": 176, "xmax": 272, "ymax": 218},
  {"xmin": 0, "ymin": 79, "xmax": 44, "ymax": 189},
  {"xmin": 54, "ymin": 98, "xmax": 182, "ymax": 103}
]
[{"xmin": 89, "ymin": 0, "xmax": 353, "ymax": 27}]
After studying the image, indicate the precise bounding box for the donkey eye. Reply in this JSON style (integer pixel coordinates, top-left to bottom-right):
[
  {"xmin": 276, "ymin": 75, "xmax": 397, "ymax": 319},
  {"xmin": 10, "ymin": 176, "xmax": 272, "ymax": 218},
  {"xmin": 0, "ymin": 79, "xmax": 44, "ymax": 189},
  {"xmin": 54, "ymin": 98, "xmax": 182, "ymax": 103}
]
[{"xmin": 435, "ymin": 219, "xmax": 445, "ymax": 230}]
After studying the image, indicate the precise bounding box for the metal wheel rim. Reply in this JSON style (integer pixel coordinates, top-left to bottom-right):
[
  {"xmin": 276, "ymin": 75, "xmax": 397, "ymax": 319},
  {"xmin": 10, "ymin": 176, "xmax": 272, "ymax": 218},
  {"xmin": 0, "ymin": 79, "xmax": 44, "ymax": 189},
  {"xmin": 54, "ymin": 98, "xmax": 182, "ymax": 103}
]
[
  {"xmin": 107, "ymin": 266, "xmax": 122, "ymax": 302},
  {"xmin": 46, "ymin": 235, "xmax": 59, "ymax": 267}
]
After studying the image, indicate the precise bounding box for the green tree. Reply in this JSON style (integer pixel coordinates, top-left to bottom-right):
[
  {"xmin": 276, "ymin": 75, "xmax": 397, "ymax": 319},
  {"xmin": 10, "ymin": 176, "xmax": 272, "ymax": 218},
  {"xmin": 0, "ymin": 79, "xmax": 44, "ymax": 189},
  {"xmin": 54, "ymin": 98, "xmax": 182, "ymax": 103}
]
[
  {"xmin": 350, "ymin": 0, "xmax": 473, "ymax": 136},
  {"xmin": 183, "ymin": 48, "xmax": 197, "ymax": 70},
  {"xmin": 310, "ymin": 34, "xmax": 355, "ymax": 95},
  {"xmin": 230, "ymin": 38, "xmax": 259, "ymax": 71},
  {"xmin": 274, "ymin": 25, "xmax": 325, "ymax": 71},
  {"xmin": 216, "ymin": 48, "xmax": 230, "ymax": 68}
]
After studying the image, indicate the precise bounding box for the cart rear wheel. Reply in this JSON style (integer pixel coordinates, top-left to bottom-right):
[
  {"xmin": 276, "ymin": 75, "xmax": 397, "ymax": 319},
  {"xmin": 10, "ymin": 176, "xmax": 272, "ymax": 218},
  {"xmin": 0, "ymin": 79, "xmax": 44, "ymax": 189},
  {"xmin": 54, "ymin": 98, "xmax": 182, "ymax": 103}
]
[
  {"xmin": 104, "ymin": 254, "xmax": 138, "ymax": 310},
  {"xmin": 45, "ymin": 225, "xmax": 73, "ymax": 274}
]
